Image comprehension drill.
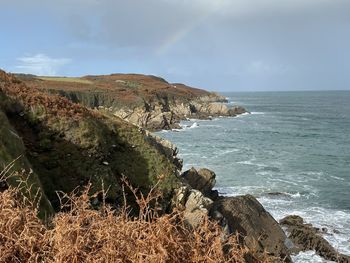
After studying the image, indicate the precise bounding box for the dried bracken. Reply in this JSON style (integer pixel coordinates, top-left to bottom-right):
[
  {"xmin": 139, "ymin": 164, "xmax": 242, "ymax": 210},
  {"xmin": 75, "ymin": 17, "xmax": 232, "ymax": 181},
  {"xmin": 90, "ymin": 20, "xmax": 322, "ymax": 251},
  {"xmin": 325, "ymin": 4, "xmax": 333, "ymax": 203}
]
[
  {"xmin": 0, "ymin": 70, "xmax": 92, "ymax": 121},
  {"xmin": 0, "ymin": 164, "xmax": 270, "ymax": 263}
]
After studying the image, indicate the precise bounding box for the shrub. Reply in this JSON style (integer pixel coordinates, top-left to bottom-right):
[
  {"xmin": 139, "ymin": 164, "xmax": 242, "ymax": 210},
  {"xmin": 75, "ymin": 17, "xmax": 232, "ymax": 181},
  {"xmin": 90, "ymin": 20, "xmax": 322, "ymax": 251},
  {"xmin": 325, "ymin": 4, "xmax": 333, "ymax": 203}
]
[{"xmin": 0, "ymin": 167, "xmax": 268, "ymax": 263}]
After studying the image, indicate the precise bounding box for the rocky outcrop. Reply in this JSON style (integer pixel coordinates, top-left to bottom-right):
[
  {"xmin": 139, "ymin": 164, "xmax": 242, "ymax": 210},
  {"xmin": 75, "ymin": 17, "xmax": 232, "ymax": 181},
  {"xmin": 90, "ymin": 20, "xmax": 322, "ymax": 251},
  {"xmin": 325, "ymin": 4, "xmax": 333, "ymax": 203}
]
[
  {"xmin": 280, "ymin": 215, "xmax": 350, "ymax": 262},
  {"xmin": 144, "ymin": 131, "xmax": 183, "ymax": 174},
  {"xmin": 0, "ymin": 70, "xmax": 182, "ymax": 215},
  {"xmin": 174, "ymin": 168, "xmax": 217, "ymax": 229},
  {"xmin": 174, "ymin": 185, "xmax": 214, "ymax": 229},
  {"xmin": 212, "ymin": 195, "xmax": 291, "ymax": 262},
  {"xmin": 18, "ymin": 74, "xmax": 248, "ymax": 131},
  {"xmin": 176, "ymin": 167, "xmax": 291, "ymax": 262},
  {"xmin": 112, "ymin": 100, "xmax": 248, "ymax": 131},
  {"xmin": 181, "ymin": 167, "xmax": 217, "ymax": 199},
  {"xmin": 8, "ymin": 70, "xmax": 296, "ymax": 262}
]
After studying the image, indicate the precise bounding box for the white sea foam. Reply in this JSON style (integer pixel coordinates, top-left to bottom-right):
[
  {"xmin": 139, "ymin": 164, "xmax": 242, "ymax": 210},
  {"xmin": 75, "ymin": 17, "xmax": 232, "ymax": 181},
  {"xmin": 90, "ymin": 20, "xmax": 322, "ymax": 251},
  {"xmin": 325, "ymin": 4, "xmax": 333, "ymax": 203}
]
[
  {"xmin": 290, "ymin": 192, "xmax": 301, "ymax": 198},
  {"xmin": 330, "ymin": 175, "xmax": 346, "ymax": 181},
  {"xmin": 216, "ymin": 186, "xmax": 350, "ymax": 259},
  {"xmin": 216, "ymin": 148, "xmax": 240, "ymax": 155},
  {"xmin": 174, "ymin": 122, "xmax": 200, "ymax": 132},
  {"xmin": 156, "ymin": 91, "xmax": 350, "ymax": 262},
  {"xmin": 292, "ymin": 251, "xmax": 333, "ymax": 263},
  {"xmin": 190, "ymin": 122, "xmax": 199, "ymax": 128},
  {"xmin": 236, "ymin": 112, "xmax": 250, "ymax": 117},
  {"xmin": 237, "ymin": 160, "xmax": 267, "ymax": 168},
  {"xmin": 259, "ymin": 200, "xmax": 350, "ymax": 257}
]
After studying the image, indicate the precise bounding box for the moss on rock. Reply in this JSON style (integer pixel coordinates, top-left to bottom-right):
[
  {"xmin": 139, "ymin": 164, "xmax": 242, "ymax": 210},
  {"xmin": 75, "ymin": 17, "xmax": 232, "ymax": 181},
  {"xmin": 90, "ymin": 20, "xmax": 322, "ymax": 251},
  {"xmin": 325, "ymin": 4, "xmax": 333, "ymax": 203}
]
[{"xmin": 0, "ymin": 69, "xmax": 181, "ymax": 215}]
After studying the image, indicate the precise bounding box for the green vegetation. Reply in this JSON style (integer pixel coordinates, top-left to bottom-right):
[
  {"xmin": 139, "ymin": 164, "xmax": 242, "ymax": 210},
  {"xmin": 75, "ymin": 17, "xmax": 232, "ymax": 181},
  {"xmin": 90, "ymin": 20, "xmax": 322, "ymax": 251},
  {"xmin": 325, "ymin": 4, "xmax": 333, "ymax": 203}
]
[
  {"xmin": 123, "ymin": 80, "xmax": 142, "ymax": 89},
  {"xmin": 0, "ymin": 104, "xmax": 54, "ymax": 218},
  {"xmin": 0, "ymin": 70, "xmax": 180, "ymax": 215},
  {"xmin": 38, "ymin": 76, "xmax": 93, "ymax": 84}
]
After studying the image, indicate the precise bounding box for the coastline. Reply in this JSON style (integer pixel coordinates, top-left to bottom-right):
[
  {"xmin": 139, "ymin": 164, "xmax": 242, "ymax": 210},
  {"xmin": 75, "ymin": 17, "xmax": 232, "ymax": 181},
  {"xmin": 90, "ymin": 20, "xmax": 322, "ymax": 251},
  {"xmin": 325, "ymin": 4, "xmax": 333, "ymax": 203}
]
[
  {"xmin": 1, "ymin": 70, "xmax": 349, "ymax": 262},
  {"xmin": 156, "ymin": 93, "xmax": 350, "ymax": 262}
]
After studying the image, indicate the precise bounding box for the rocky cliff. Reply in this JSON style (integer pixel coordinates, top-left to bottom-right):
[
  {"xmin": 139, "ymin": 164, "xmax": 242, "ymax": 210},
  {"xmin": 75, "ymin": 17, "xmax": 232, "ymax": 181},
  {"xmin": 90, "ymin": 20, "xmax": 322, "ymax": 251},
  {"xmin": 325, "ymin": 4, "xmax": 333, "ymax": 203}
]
[
  {"xmin": 0, "ymin": 70, "xmax": 182, "ymax": 216},
  {"xmin": 1, "ymin": 70, "xmax": 311, "ymax": 262},
  {"xmin": 18, "ymin": 74, "xmax": 248, "ymax": 131}
]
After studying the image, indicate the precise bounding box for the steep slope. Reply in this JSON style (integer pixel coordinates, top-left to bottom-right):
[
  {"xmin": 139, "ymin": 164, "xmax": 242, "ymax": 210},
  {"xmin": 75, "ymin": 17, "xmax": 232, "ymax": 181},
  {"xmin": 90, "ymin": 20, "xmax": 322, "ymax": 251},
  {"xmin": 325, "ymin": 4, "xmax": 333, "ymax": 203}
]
[
  {"xmin": 18, "ymin": 74, "xmax": 247, "ymax": 131},
  {"xmin": 0, "ymin": 70, "xmax": 181, "ymax": 214}
]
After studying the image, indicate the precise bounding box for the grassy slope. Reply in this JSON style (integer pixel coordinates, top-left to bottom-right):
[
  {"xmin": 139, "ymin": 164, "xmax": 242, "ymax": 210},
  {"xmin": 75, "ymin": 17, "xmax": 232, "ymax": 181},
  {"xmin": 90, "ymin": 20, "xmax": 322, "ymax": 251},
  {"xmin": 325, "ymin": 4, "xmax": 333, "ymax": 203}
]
[
  {"xmin": 0, "ymin": 96, "xmax": 54, "ymax": 218},
  {"xmin": 19, "ymin": 73, "xmax": 216, "ymax": 109},
  {"xmin": 38, "ymin": 76, "xmax": 93, "ymax": 84},
  {"xmin": 0, "ymin": 70, "xmax": 180, "ymax": 214}
]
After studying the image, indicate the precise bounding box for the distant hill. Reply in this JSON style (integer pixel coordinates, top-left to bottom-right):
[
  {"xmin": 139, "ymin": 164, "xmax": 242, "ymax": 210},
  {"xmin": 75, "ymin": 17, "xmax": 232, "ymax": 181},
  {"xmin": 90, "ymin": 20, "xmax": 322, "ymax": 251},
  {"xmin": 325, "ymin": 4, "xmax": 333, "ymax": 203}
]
[{"xmin": 17, "ymin": 73, "xmax": 246, "ymax": 130}]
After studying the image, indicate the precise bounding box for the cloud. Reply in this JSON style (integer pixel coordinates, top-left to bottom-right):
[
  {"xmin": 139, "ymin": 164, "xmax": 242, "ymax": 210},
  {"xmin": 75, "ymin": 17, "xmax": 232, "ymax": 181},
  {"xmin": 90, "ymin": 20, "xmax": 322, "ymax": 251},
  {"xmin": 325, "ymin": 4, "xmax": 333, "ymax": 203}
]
[
  {"xmin": 2, "ymin": 0, "xmax": 350, "ymax": 90},
  {"xmin": 14, "ymin": 54, "xmax": 71, "ymax": 76}
]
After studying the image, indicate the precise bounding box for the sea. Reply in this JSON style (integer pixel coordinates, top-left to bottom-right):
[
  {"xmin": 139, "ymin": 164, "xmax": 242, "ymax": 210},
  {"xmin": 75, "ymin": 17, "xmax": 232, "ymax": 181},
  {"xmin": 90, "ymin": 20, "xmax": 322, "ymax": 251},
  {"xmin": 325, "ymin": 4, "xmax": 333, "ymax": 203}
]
[{"xmin": 156, "ymin": 91, "xmax": 350, "ymax": 263}]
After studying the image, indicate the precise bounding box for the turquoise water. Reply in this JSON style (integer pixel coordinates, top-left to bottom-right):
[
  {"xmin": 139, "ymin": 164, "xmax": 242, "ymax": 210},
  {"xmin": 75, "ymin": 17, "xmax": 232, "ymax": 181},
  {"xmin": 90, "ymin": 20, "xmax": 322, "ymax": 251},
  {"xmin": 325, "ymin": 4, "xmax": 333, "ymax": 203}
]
[{"xmin": 157, "ymin": 91, "xmax": 350, "ymax": 261}]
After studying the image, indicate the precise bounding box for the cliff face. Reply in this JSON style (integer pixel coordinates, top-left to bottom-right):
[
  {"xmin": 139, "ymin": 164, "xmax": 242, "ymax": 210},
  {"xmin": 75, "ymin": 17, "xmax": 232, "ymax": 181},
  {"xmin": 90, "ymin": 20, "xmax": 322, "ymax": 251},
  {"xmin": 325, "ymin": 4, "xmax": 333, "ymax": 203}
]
[
  {"xmin": 2, "ymin": 70, "xmax": 301, "ymax": 262},
  {"xmin": 19, "ymin": 74, "xmax": 247, "ymax": 131},
  {"xmin": 0, "ymin": 70, "xmax": 182, "ymax": 216}
]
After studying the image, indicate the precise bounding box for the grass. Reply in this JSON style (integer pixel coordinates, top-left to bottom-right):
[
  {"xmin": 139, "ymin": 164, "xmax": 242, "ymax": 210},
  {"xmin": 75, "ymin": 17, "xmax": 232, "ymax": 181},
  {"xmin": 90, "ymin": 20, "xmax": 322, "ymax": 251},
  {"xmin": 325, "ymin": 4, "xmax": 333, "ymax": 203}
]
[
  {"xmin": 0, "ymin": 70, "xmax": 181, "ymax": 211},
  {"xmin": 0, "ymin": 165, "xmax": 273, "ymax": 263},
  {"xmin": 0, "ymin": 106, "xmax": 54, "ymax": 218},
  {"xmin": 38, "ymin": 76, "xmax": 93, "ymax": 85},
  {"xmin": 0, "ymin": 71, "xmax": 273, "ymax": 263}
]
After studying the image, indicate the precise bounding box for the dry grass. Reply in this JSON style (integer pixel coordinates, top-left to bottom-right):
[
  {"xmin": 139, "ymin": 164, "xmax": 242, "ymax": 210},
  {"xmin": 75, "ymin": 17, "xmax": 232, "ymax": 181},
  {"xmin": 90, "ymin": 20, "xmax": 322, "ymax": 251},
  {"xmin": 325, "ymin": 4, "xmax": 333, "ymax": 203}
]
[
  {"xmin": 0, "ymin": 163, "xmax": 273, "ymax": 263},
  {"xmin": 0, "ymin": 70, "xmax": 272, "ymax": 262},
  {"xmin": 0, "ymin": 70, "xmax": 96, "ymax": 121},
  {"xmin": 38, "ymin": 77, "xmax": 93, "ymax": 85}
]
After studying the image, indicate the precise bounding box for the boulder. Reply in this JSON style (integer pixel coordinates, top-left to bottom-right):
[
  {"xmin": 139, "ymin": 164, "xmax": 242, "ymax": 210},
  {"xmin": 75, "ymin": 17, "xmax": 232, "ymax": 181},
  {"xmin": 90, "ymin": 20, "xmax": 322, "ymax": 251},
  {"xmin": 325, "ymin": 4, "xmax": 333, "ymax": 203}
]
[
  {"xmin": 185, "ymin": 189, "xmax": 213, "ymax": 212},
  {"xmin": 181, "ymin": 167, "xmax": 216, "ymax": 197},
  {"xmin": 173, "ymin": 186, "xmax": 213, "ymax": 229},
  {"xmin": 212, "ymin": 195, "xmax": 291, "ymax": 262},
  {"xmin": 229, "ymin": 106, "xmax": 248, "ymax": 115},
  {"xmin": 184, "ymin": 189, "xmax": 213, "ymax": 229},
  {"xmin": 280, "ymin": 215, "xmax": 350, "ymax": 262}
]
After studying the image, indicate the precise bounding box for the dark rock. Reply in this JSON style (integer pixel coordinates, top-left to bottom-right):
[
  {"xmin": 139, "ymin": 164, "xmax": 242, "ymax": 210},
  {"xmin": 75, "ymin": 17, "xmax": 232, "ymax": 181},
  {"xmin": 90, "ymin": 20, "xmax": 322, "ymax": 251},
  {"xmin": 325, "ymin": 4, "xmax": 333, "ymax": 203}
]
[
  {"xmin": 212, "ymin": 195, "xmax": 291, "ymax": 262},
  {"xmin": 280, "ymin": 215, "xmax": 350, "ymax": 262},
  {"xmin": 229, "ymin": 105, "xmax": 249, "ymax": 115},
  {"xmin": 181, "ymin": 167, "xmax": 216, "ymax": 197},
  {"xmin": 280, "ymin": 215, "xmax": 304, "ymax": 226}
]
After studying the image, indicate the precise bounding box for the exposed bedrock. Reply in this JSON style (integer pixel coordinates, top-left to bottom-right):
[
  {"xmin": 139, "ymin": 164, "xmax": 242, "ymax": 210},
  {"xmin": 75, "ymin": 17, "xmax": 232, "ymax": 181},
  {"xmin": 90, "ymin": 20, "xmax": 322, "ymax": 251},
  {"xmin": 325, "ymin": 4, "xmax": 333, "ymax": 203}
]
[
  {"xmin": 17, "ymin": 73, "xmax": 250, "ymax": 130},
  {"xmin": 181, "ymin": 167, "xmax": 217, "ymax": 199},
  {"xmin": 112, "ymin": 101, "xmax": 248, "ymax": 131},
  {"xmin": 212, "ymin": 195, "xmax": 292, "ymax": 262},
  {"xmin": 176, "ymin": 167, "xmax": 292, "ymax": 262},
  {"xmin": 0, "ymin": 70, "xmax": 183, "ymax": 217},
  {"xmin": 21, "ymin": 74, "xmax": 249, "ymax": 131},
  {"xmin": 280, "ymin": 215, "xmax": 350, "ymax": 262}
]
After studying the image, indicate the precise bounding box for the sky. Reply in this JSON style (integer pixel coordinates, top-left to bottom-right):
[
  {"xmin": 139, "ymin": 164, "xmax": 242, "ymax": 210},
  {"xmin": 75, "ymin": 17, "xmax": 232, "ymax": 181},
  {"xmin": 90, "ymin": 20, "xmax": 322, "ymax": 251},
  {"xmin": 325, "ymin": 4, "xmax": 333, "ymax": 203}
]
[{"xmin": 1, "ymin": 0, "xmax": 350, "ymax": 91}]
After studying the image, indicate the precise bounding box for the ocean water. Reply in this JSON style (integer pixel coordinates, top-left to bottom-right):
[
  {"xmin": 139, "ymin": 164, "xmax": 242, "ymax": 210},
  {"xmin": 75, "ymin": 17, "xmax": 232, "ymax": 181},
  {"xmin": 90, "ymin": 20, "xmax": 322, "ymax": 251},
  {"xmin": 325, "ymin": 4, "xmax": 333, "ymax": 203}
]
[{"xmin": 156, "ymin": 91, "xmax": 350, "ymax": 262}]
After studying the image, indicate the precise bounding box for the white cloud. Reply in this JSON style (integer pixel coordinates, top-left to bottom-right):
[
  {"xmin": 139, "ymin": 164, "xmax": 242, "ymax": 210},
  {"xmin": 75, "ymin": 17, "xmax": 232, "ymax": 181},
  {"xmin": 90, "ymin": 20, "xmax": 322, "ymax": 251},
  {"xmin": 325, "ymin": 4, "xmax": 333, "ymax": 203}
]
[{"xmin": 14, "ymin": 54, "xmax": 71, "ymax": 76}]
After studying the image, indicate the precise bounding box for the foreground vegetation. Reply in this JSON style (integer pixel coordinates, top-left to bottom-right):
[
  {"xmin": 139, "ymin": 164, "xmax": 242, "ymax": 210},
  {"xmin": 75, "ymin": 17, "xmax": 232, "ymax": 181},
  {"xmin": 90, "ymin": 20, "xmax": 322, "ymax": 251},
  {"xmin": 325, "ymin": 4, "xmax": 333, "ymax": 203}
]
[
  {"xmin": 0, "ymin": 164, "xmax": 272, "ymax": 263},
  {"xmin": 0, "ymin": 70, "xmax": 275, "ymax": 262}
]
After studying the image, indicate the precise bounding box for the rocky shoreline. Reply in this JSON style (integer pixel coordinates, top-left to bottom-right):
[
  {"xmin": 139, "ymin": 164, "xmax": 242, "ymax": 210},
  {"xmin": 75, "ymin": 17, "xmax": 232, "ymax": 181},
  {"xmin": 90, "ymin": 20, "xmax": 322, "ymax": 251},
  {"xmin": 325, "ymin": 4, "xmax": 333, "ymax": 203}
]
[
  {"xmin": 110, "ymin": 96, "xmax": 248, "ymax": 131},
  {"xmin": 17, "ymin": 73, "xmax": 249, "ymax": 131},
  {"xmin": 177, "ymin": 167, "xmax": 350, "ymax": 262},
  {"xmin": 1, "ymin": 70, "xmax": 348, "ymax": 262}
]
